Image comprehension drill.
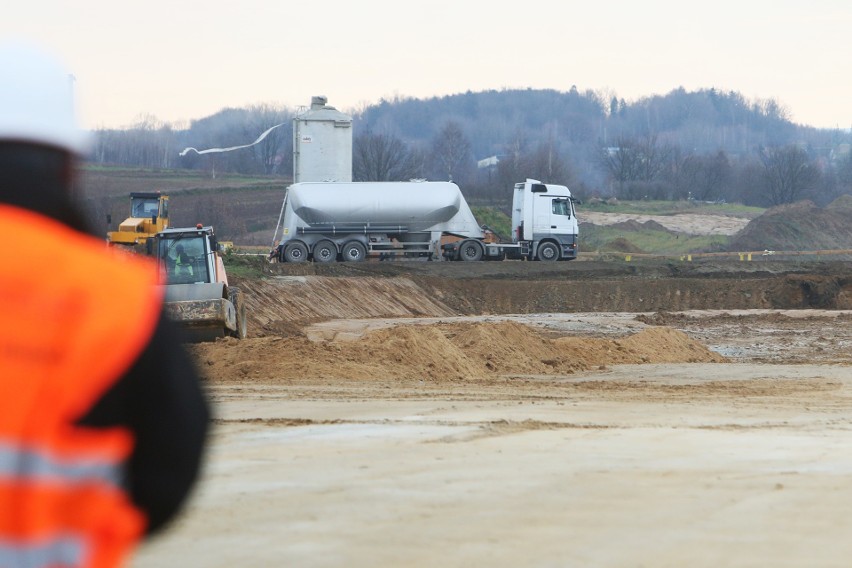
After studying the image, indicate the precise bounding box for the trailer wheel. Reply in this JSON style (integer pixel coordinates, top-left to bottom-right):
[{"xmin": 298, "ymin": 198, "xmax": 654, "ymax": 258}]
[
  {"xmin": 228, "ymin": 287, "xmax": 248, "ymax": 339},
  {"xmin": 536, "ymin": 241, "xmax": 560, "ymax": 262},
  {"xmin": 283, "ymin": 241, "xmax": 308, "ymax": 263},
  {"xmin": 459, "ymin": 240, "xmax": 483, "ymax": 262},
  {"xmin": 313, "ymin": 240, "xmax": 337, "ymax": 263},
  {"xmin": 342, "ymin": 241, "xmax": 367, "ymax": 262}
]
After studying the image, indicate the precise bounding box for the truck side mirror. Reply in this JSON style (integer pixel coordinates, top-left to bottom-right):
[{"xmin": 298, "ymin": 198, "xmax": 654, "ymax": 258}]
[{"xmin": 106, "ymin": 214, "xmax": 112, "ymax": 225}]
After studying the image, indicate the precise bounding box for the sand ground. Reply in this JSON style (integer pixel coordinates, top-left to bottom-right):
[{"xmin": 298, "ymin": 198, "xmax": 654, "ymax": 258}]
[{"xmin": 133, "ymin": 307, "xmax": 852, "ymax": 568}]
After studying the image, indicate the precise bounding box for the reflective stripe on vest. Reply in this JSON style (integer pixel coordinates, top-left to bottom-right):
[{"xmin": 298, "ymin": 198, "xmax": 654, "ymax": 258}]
[
  {"xmin": 0, "ymin": 441, "xmax": 122, "ymax": 488},
  {"xmin": 0, "ymin": 536, "xmax": 84, "ymax": 568}
]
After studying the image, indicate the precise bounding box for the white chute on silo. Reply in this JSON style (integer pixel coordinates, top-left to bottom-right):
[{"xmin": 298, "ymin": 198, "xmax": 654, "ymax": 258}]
[{"xmin": 178, "ymin": 123, "xmax": 285, "ymax": 156}]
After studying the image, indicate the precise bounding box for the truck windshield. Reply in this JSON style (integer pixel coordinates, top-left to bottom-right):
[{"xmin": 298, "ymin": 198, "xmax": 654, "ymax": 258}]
[
  {"xmin": 159, "ymin": 236, "xmax": 210, "ymax": 284},
  {"xmin": 132, "ymin": 197, "xmax": 160, "ymax": 218},
  {"xmin": 552, "ymin": 199, "xmax": 571, "ymax": 218}
]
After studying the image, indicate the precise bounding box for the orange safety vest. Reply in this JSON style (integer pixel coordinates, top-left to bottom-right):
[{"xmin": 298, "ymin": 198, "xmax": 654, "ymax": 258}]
[{"xmin": 0, "ymin": 205, "xmax": 163, "ymax": 568}]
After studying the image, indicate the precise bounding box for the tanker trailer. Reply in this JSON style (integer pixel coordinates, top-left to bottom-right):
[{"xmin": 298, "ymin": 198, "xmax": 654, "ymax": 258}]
[
  {"xmin": 270, "ymin": 180, "xmax": 483, "ymax": 262},
  {"xmin": 269, "ymin": 179, "xmax": 578, "ymax": 262}
]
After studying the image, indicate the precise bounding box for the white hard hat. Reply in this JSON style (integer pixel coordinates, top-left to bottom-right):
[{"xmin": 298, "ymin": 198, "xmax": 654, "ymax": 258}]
[{"xmin": 0, "ymin": 40, "xmax": 90, "ymax": 155}]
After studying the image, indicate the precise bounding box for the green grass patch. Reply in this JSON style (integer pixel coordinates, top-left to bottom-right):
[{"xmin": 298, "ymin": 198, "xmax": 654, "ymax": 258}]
[
  {"xmin": 81, "ymin": 165, "xmax": 286, "ymax": 188},
  {"xmin": 222, "ymin": 253, "xmax": 269, "ymax": 279},
  {"xmin": 471, "ymin": 206, "xmax": 512, "ymax": 239},
  {"xmin": 174, "ymin": 183, "xmax": 285, "ymax": 196}
]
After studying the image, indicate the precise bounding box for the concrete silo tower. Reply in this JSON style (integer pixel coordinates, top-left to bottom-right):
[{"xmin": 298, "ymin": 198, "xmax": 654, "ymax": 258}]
[{"xmin": 292, "ymin": 96, "xmax": 352, "ymax": 182}]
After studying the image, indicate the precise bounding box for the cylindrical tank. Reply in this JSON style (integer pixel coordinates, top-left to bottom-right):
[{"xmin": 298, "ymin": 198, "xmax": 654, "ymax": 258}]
[
  {"xmin": 292, "ymin": 96, "xmax": 352, "ymax": 183},
  {"xmin": 285, "ymin": 181, "xmax": 482, "ymax": 235}
]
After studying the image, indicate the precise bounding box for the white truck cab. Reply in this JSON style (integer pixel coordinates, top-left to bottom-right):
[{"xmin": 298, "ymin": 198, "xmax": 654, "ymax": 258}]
[{"xmin": 511, "ymin": 179, "xmax": 578, "ymax": 261}]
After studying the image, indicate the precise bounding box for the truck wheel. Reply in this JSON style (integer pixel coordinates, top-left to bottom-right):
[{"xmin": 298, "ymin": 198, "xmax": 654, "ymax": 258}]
[
  {"xmin": 536, "ymin": 242, "xmax": 560, "ymax": 262},
  {"xmin": 228, "ymin": 287, "xmax": 248, "ymax": 339},
  {"xmin": 342, "ymin": 241, "xmax": 367, "ymax": 262},
  {"xmin": 284, "ymin": 241, "xmax": 308, "ymax": 263},
  {"xmin": 313, "ymin": 240, "xmax": 337, "ymax": 263},
  {"xmin": 459, "ymin": 240, "xmax": 483, "ymax": 262}
]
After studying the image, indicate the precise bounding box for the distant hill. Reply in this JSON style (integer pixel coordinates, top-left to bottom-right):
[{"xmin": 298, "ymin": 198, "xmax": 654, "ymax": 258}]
[
  {"xmin": 356, "ymin": 87, "xmax": 801, "ymax": 158},
  {"xmin": 95, "ymin": 87, "xmax": 842, "ymax": 178},
  {"xmin": 91, "ymin": 87, "xmax": 852, "ymax": 208}
]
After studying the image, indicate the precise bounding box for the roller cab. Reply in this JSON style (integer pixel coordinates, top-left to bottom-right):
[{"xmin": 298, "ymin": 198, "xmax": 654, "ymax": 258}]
[{"xmin": 152, "ymin": 225, "xmax": 247, "ymax": 342}]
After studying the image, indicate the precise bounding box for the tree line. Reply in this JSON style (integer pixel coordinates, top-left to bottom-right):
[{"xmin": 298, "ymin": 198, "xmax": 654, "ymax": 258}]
[{"xmin": 90, "ymin": 88, "xmax": 852, "ymax": 208}]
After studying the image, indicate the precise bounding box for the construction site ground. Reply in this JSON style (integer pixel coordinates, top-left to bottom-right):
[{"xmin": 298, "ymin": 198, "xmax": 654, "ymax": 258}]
[{"xmin": 133, "ymin": 258, "xmax": 852, "ymax": 568}]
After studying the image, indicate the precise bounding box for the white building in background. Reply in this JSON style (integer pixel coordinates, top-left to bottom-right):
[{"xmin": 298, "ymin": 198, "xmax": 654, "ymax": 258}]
[{"xmin": 477, "ymin": 155, "xmax": 500, "ymax": 169}]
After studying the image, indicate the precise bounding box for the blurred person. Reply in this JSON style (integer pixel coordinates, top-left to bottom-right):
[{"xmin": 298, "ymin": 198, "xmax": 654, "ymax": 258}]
[
  {"xmin": 0, "ymin": 41, "xmax": 209, "ymax": 568},
  {"xmin": 174, "ymin": 244, "xmax": 194, "ymax": 276}
]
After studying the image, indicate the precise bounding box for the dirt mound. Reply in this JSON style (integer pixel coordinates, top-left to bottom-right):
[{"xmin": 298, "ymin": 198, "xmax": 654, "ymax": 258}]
[
  {"xmin": 616, "ymin": 327, "xmax": 727, "ymax": 363},
  {"xmin": 237, "ymin": 275, "xmax": 456, "ymax": 337},
  {"xmin": 190, "ymin": 322, "xmax": 725, "ymax": 384},
  {"xmin": 827, "ymin": 194, "xmax": 852, "ymax": 211},
  {"xmin": 580, "ymin": 211, "xmax": 750, "ymax": 236},
  {"xmin": 550, "ymin": 327, "xmax": 727, "ymax": 367},
  {"xmin": 635, "ymin": 311, "xmax": 698, "ymax": 326},
  {"xmin": 446, "ymin": 321, "xmax": 577, "ymax": 375},
  {"xmin": 602, "ymin": 237, "xmax": 646, "ymax": 253},
  {"xmin": 729, "ymin": 200, "xmax": 852, "ymax": 252},
  {"xmin": 609, "ymin": 219, "xmax": 673, "ymax": 233}
]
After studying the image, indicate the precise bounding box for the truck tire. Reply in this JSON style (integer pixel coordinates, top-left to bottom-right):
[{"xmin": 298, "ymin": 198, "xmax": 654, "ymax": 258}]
[
  {"xmin": 284, "ymin": 241, "xmax": 308, "ymax": 263},
  {"xmin": 536, "ymin": 241, "xmax": 560, "ymax": 262},
  {"xmin": 459, "ymin": 240, "xmax": 483, "ymax": 262},
  {"xmin": 313, "ymin": 240, "xmax": 337, "ymax": 263},
  {"xmin": 228, "ymin": 287, "xmax": 248, "ymax": 339},
  {"xmin": 342, "ymin": 241, "xmax": 367, "ymax": 262}
]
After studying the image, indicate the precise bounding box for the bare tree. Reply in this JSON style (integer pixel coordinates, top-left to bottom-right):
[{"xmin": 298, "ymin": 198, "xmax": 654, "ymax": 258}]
[
  {"xmin": 353, "ymin": 130, "xmax": 418, "ymax": 181},
  {"xmin": 668, "ymin": 150, "xmax": 731, "ymax": 201},
  {"xmin": 759, "ymin": 145, "xmax": 820, "ymax": 205},
  {"xmin": 519, "ymin": 143, "xmax": 573, "ymax": 186},
  {"xmin": 430, "ymin": 121, "xmax": 473, "ymax": 183},
  {"xmin": 836, "ymin": 151, "xmax": 852, "ymax": 193},
  {"xmin": 599, "ymin": 134, "xmax": 675, "ymax": 197},
  {"xmin": 634, "ymin": 134, "xmax": 673, "ymax": 182},
  {"xmin": 247, "ymin": 104, "xmax": 292, "ymax": 175},
  {"xmin": 599, "ymin": 136, "xmax": 640, "ymax": 193},
  {"xmin": 664, "ymin": 146, "xmax": 696, "ymax": 200},
  {"xmin": 755, "ymin": 98, "xmax": 791, "ymax": 122},
  {"xmin": 93, "ymin": 114, "xmax": 177, "ymax": 169},
  {"xmin": 493, "ymin": 128, "xmax": 530, "ymax": 191},
  {"xmin": 696, "ymin": 151, "xmax": 732, "ymax": 201}
]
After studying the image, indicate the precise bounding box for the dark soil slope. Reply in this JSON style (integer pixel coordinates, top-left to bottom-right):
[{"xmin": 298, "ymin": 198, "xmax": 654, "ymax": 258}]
[{"xmin": 729, "ymin": 196, "xmax": 852, "ymax": 252}]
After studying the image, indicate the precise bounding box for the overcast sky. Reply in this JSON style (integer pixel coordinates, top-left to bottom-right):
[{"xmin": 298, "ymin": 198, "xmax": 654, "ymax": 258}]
[{"xmin": 5, "ymin": 0, "xmax": 851, "ymax": 130}]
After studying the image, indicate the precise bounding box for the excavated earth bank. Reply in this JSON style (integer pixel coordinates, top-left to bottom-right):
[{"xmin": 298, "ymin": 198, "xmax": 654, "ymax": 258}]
[
  {"xmin": 188, "ymin": 258, "xmax": 851, "ymax": 384},
  {"xmin": 236, "ymin": 259, "xmax": 852, "ymax": 336}
]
